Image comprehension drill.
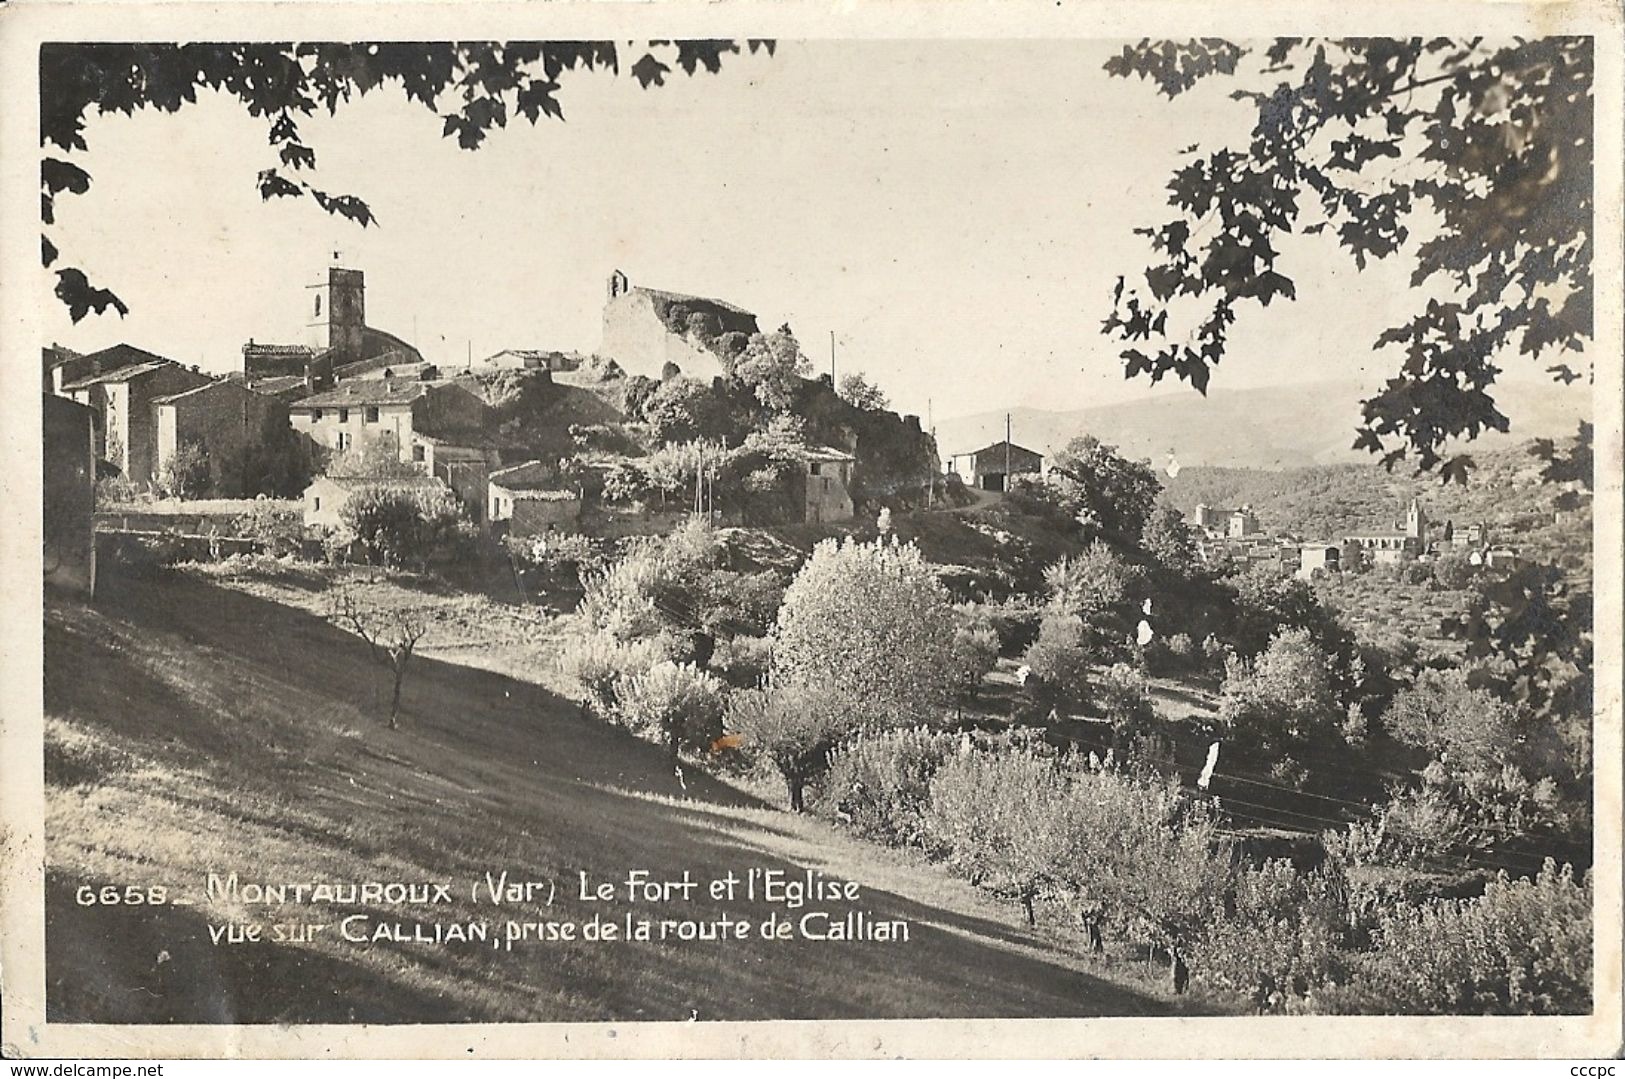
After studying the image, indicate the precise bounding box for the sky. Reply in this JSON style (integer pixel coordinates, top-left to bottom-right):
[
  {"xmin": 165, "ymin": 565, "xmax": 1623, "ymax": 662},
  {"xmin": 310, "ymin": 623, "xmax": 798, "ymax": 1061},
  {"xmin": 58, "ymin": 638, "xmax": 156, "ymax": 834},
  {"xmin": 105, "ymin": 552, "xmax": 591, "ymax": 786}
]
[{"xmin": 42, "ymin": 39, "xmax": 1588, "ymax": 425}]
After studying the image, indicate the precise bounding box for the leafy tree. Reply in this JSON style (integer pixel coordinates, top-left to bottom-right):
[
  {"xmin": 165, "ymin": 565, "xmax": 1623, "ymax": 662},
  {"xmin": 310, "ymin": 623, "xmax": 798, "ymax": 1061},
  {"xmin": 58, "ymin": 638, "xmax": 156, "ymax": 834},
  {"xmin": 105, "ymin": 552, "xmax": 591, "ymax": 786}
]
[
  {"xmin": 643, "ymin": 377, "xmax": 736, "ymax": 445},
  {"xmin": 813, "ymin": 726, "xmax": 959, "ymax": 845},
  {"xmin": 1043, "ymin": 541, "xmax": 1149, "ymax": 653},
  {"xmin": 1020, "ymin": 610, "xmax": 1093, "ymax": 714},
  {"xmin": 1334, "ymin": 861, "xmax": 1591, "ymax": 1014},
  {"xmin": 1430, "ymin": 550, "xmax": 1477, "ymax": 591},
  {"xmin": 1383, "ymin": 668, "xmax": 1521, "ymax": 772},
  {"xmin": 837, "ymin": 372, "xmax": 889, "ymax": 411},
  {"xmin": 771, "ymin": 537, "xmax": 958, "ymax": 730},
  {"xmin": 731, "ymin": 325, "xmax": 811, "ymax": 412},
  {"xmin": 616, "ymin": 660, "xmax": 727, "ymax": 759},
  {"xmin": 1193, "ymin": 859, "xmax": 1351, "ymax": 1010},
  {"xmin": 41, "ymin": 40, "xmax": 772, "ymax": 321},
  {"xmin": 158, "ymin": 439, "xmax": 211, "ymax": 499},
  {"xmin": 1095, "ymin": 661, "xmax": 1156, "ymax": 749},
  {"xmin": 1042, "ymin": 435, "xmax": 1163, "ymax": 543},
  {"xmin": 1089, "ymin": 776, "xmax": 1234, "ymax": 992},
  {"xmin": 949, "ymin": 615, "xmax": 1001, "ymax": 708},
  {"xmin": 1218, "ymin": 627, "xmax": 1342, "ymax": 758},
  {"xmin": 325, "ymin": 430, "xmax": 421, "ymax": 479},
  {"xmin": 726, "ymin": 683, "xmax": 851, "ymax": 811},
  {"xmin": 1103, "ymin": 38, "xmax": 1592, "ymax": 480},
  {"xmin": 339, "ymin": 485, "xmax": 472, "ymax": 570},
  {"xmin": 926, "ymin": 749, "xmax": 1074, "ymax": 924},
  {"xmin": 1142, "ymin": 502, "xmax": 1199, "ymax": 569}
]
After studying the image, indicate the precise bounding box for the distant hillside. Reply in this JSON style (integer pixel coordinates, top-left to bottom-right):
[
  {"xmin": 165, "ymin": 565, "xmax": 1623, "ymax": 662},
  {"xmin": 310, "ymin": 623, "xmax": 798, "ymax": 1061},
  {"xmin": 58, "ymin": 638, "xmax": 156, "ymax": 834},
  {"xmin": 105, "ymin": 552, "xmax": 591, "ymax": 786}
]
[
  {"xmin": 1160, "ymin": 440, "xmax": 1592, "ymax": 573},
  {"xmin": 934, "ymin": 378, "xmax": 1591, "ymax": 471}
]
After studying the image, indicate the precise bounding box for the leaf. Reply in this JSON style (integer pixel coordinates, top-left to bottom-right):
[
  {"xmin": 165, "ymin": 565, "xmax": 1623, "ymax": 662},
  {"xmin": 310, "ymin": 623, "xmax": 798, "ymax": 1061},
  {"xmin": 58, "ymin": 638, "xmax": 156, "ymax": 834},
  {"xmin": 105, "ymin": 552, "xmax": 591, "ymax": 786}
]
[
  {"xmin": 256, "ymin": 168, "xmax": 303, "ymax": 201},
  {"xmin": 41, "ymin": 158, "xmax": 92, "ymax": 196},
  {"xmin": 55, "ymin": 267, "xmax": 129, "ymax": 323},
  {"xmin": 42, "ymin": 234, "xmax": 58, "ymax": 268},
  {"xmin": 631, "ymin": 52, "xmax": 670, "ymax": 89}
]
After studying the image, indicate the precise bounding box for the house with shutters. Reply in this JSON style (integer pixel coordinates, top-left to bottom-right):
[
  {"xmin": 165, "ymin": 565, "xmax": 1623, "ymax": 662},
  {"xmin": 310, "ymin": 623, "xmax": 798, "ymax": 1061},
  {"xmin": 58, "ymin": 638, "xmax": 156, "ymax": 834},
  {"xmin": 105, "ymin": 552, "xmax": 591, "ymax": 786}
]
[{"xmin": 59, "ymin": 344, "xmax": 214, "ymax": 485}]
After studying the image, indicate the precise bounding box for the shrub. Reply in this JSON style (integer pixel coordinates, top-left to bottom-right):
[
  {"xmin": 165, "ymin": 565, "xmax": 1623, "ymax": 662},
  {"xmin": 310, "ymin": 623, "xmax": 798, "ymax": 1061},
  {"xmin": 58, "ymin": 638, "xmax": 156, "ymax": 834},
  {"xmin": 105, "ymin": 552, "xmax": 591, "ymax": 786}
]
[
  {"xmin": 557, "ymin": 631, "xmax": 680, "ymax": 716},
  {"xmin": 236, "ymin": 498, "xmax": 303, "ymax": 558},
  {"xmin": 159, "ymin": 440, "xmax": 212, "ymax": 499},
  {"xmin": 1193, "ymin": 860, "xmax": 1352, "ymax": 1010},
  {"xmin": 813, "ymin": 727, "xmax": 958, "ymax": 846},
  {"xmin": 772, "ymin": 537, "xmax": 958, "ymax": 730},
  {"xmin": 726, "ymin": 683, "xmax": 853, "ymax": 811},
  {"xmin": 925, "ymin": 749, "xmax": 1074, "ymax": 924},
  {"xmin": 1095, "ymin": 662, "xmax": 1155, "ymax": 745},
  {"xmin": 1218, "ymin": 627, "xmax": 1342, "ymax": 756},
  {"xmin": 1333, "ymin": 861, "xmax": 1591, "ymax": 1014},
  {"xmin": 950, "ymin": 616, "xmax": 1000, "ymax": 706},
  {"xmin": 340, "ymin": 485, "xmax": 474, "ymax": 570},
  {"xmin": 1383, "ymin": 668, "xmax": 1522, "ymax": 772},
  {"xmin": 616, "ymin": 661, "xmax": 727, "ymax": 758},
  {"xmin": 1020, "ymin": 611, "xmax": 1092, "ymax": 713}
]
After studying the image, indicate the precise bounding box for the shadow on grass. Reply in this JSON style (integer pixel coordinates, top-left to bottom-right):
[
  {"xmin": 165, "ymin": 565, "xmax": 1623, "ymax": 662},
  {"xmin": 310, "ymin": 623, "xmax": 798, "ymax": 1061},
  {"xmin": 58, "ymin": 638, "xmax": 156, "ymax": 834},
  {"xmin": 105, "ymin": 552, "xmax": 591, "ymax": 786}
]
[{"xmin": 44, "ymin": 568, "xmax": 1187, "ymax": 1022}]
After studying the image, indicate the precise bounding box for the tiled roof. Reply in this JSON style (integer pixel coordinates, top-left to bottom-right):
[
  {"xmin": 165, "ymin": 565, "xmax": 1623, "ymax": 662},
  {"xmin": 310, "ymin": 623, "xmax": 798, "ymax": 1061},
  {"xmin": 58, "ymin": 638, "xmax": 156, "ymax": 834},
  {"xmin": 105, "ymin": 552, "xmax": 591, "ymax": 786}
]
[
  {"xmin": 965, "ymin": 440, "xmax": 1043, "ymax": 461},
  {"xmin": 311, "ymin": 474, "xmax": 442, "ymax": 491},
  {"xmin": 291, "ymin": 380, "xmax": 428, "ymax": 409},
  {"xmin": 44, "ymin": 344, "xmax": 82, "ymax": 369},
  {"xmin": 246, "ymin": 375, "xmax": 312, "ymax": 395},
  {"xmin": 61, "ymin": 360, "xmax": 171, "ymax": 390},
  {"xmin": 152, "ymin": 379, "xmax": 275, "ymax": 406},
  {"xmin": 243, "ymin": 342, "xmax": 319, "ymax": 358},
  {"xmin": 491, "ymin": 484, "xmax": 578, "ymax": 502},
  {"xmin": 801, "ymin": 445, "xmax": 857, "ymax": 462}
]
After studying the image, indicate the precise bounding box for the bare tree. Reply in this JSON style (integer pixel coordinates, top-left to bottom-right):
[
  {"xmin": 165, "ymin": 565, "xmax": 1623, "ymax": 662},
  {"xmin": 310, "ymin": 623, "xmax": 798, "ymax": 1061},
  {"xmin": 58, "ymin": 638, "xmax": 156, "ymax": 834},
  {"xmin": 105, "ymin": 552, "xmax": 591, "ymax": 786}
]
[{"xmin": 330, "ymin": 586, "xmax": 429, "ymax": 730}]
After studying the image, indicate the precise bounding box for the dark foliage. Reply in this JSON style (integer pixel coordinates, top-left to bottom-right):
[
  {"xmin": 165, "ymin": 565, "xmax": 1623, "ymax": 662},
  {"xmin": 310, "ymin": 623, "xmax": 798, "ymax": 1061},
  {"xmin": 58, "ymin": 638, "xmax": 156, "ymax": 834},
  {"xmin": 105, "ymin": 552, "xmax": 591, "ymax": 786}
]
[{"xmin": 1105, "ymin": 38, "xmax": 1593, "ymax": 480}]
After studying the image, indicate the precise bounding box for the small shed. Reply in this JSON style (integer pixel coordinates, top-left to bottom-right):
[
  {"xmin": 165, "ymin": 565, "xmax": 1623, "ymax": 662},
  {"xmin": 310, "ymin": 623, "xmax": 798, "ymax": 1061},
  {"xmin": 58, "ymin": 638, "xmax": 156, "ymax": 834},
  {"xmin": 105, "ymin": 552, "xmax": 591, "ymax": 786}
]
[
  {"xmin": 960, "ymin": 440, "xmax": 1043, "ymax": 492},
  {"xmin": 488, "ymin": 460, "xmax": 581, "ymax": 538}
]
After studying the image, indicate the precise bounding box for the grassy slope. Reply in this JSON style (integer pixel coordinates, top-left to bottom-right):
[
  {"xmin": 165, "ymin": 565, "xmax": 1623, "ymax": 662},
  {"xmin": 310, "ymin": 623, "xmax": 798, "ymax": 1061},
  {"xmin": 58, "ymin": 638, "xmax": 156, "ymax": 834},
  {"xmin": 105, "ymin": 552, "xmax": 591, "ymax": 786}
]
[{"xmin": 43, "ymin": 564, "xmax": 1205, "ymax": 1023}]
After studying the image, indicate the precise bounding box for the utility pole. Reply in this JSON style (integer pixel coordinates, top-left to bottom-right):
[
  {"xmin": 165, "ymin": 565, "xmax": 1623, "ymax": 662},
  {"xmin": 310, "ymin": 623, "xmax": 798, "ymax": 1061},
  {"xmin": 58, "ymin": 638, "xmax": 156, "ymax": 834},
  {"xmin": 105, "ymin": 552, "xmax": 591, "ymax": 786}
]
[
  {"xmin": 1005, "ymin": 412, "xmax": 1012, "ymax": 490},
  {"xmin": 926, "ymin": 397, "xmax": 935, "ymax": 509},
  {"xmin": 829, "ymin": 330, "xmax": 836, "ymax": 383}
]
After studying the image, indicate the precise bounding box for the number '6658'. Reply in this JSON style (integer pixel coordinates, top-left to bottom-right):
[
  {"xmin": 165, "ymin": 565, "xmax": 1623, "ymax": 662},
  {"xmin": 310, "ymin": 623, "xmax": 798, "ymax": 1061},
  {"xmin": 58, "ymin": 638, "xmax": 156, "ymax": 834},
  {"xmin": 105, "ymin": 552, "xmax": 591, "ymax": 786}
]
[{"xmin": 75, "ymin": 885, "xmax": 168, "ymax": 906}]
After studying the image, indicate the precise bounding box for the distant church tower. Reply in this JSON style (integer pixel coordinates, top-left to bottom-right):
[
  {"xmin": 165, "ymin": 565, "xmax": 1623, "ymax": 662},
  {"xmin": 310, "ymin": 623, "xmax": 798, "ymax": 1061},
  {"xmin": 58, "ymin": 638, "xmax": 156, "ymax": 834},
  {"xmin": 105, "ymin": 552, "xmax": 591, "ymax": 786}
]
[
  {"xmin": 1405, "ymin": 498, "xmax": 1426, "ymax": 540},
  {"xmin": 307, "ymin": 258, "xmax": 366, "ymax": 362}
]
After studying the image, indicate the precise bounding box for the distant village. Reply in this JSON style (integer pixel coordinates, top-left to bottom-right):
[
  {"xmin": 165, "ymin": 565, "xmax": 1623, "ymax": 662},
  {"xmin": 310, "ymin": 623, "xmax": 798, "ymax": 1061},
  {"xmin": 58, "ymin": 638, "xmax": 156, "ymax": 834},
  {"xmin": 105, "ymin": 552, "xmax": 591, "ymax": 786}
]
[{"xmin": 42, "ymin": 256, "xmax": 1515, "ymax": 597}]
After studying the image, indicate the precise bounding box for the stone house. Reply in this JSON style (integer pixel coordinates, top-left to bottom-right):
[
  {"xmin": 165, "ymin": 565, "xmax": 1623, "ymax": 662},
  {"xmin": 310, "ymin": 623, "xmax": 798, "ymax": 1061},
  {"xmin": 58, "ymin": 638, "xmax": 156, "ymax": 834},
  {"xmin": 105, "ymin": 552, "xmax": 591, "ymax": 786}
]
[
  {"xmin": 959, "ymin": 440, "xmax": 1044, "ymax": 492},
  {"xmin": 598, "ymin": 270, "xmax": 759, "ymax": 382},
  {"xmin": 801, "ymin": 446, "xmax": 857, "ymax": 524},
  {"xmin": 43, "ymin": 394, "xmax": 96, "ymax": 597},
  {"xmin": 288, "ymin": 379, "xmax": 488, "ymax": 463},
  {"xmin": 302, "ymin": 473, "xmax": 448, "ymax": 531},
  {"xmin": 488, "ymin": 461, "xmax": 582, "ymax": 538},
  {"xmin": 151, "ymin": 380, "xmax": 289, "ymax": 497},
  {"xmin": 60, "ymin": 345, "xmax": 213, "ymax": 485}
]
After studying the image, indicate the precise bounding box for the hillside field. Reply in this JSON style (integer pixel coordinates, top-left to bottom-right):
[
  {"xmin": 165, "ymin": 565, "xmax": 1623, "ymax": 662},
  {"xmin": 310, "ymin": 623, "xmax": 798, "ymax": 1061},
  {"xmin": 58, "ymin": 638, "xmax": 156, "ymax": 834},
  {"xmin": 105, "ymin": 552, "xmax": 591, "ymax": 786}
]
[{"xmin": 42, "ymin": 562, "xmax": 1224, "ymax": 1023}]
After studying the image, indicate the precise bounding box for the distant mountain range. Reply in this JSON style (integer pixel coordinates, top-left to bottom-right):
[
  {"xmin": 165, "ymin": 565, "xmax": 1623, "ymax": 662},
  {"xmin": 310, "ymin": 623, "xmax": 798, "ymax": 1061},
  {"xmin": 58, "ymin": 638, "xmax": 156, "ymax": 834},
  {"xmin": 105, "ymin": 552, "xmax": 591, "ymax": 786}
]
[{"xmin": 932, "ymin": 378, "xmax": 1592, "ymax": 471}]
